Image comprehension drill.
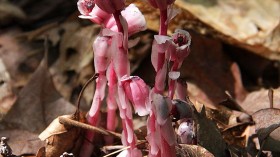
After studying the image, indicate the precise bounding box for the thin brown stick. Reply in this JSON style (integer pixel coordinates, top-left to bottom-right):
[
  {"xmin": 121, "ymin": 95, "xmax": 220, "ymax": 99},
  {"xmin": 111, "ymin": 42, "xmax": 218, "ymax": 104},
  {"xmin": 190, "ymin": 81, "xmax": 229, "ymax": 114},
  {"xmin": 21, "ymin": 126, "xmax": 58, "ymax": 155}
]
[
  {"xmin": 59, "ymin": 116, "xmax": 121, "ymax": 139},
  {"xmin": 74, "ymin": 73, "xmax": 99, "ymax": 119}
]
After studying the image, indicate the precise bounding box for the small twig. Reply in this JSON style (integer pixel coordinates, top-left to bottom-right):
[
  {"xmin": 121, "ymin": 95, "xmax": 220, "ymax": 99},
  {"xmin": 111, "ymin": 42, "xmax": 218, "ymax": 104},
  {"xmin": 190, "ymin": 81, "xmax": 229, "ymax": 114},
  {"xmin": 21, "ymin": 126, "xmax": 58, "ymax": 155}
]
[
  {"xmin": 74, "ymin": 73, "xmax": 99, "ymax": 119},
  {"xmin": 102, "ymin": 145, "xmax": 127, "ymax": 151},
  {"xmin": 268, "ymin": 88, "xmax": 274, "ymax": 109},
  {"xmin": 59, "ymin": 116, "xmax": 121, "ymax": 139}
]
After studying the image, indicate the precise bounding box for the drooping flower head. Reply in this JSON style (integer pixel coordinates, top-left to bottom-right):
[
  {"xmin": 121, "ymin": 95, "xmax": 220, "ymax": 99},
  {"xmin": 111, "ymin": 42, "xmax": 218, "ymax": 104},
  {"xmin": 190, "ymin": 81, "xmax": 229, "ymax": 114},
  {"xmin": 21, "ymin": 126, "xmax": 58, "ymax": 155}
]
[{"xmin": 121, "ymin": 76, "xmax": 150, "ymax": 116}]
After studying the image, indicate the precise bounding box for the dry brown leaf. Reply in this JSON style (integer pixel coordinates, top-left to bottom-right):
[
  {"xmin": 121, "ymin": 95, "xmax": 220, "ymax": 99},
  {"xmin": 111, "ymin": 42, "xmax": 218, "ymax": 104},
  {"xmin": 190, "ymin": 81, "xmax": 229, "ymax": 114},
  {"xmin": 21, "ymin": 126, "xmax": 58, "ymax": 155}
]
[
  {"xmin": 0, "ymin": 54, "xmax": 76, "ymax": 133},
  {"xmin": 39, "ymin": 114, "xmax": 84, "ymax": 157},
  {"xmin": 175, "ymin": 0, "xmax": 280, "ymax": 59},
  {"xmin": 193, "ymin": 102, "xmax": 228, "ymax": 157},
  {"xmin": 0, "ymin": 129, "xmax": 44, "ymax": 156},
  {"xmin": 241, "ymin": 88, "xmax": 280, "ymax": 114}
]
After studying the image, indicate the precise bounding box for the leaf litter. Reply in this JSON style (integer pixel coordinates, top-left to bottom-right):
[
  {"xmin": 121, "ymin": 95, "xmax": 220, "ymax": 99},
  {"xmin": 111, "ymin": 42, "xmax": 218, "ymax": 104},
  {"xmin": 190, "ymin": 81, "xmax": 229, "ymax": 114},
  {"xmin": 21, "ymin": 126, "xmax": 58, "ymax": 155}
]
[{"xmin": 0, "ymin": 0, "xmax": 280, "ymax": 156}]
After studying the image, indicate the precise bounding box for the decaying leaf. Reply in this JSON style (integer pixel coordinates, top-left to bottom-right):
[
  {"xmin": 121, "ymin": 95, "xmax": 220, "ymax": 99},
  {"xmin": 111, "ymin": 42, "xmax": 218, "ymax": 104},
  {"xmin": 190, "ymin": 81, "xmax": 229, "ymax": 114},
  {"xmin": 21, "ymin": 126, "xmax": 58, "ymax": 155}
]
[
  {"xmin": 0, "ymin": 53, "xmax": 76, "ymax": 133},
  {"xmin": 39, "ymin": 114, "xmax": 85, "ymax": 157},
  {"xmin": 252, "ymin": 108, "xmax": 280, "ymax": 152},
  {"xmin": 0, "ymin": 129, "xmax": 44, "ymax": 156},
  {"xmin": 241, "ymin": 88, "xmax": 280, "ymax": 114},
  {"xmin": 176, "ymin": 144, "xmax": 214, "ymax": 157}
]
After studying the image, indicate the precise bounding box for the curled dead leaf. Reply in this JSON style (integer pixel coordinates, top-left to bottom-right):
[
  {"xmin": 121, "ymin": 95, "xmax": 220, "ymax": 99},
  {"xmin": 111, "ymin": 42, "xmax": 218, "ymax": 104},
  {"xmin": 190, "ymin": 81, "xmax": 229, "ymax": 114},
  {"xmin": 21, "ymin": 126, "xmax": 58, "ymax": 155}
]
[{"xmin": 39, "ymin": 114, "xmax": 85, "ymax": 157}]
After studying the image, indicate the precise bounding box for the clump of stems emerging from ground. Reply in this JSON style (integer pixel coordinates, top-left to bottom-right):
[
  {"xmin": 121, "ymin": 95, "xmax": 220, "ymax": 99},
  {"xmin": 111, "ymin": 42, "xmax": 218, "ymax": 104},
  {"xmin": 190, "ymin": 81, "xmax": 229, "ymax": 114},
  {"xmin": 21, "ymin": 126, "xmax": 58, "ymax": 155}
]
[{"xmin": 77, "ymin": 0, "xmax": 192, "ymax": 157}]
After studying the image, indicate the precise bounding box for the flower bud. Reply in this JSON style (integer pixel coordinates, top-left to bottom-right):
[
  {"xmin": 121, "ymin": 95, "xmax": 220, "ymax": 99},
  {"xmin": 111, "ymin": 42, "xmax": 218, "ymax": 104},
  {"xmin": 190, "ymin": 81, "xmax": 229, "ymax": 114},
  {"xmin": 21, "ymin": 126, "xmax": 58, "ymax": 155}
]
[{"xmin": 121, "ymin": 76, "xmax": 150, "ymax": 116}]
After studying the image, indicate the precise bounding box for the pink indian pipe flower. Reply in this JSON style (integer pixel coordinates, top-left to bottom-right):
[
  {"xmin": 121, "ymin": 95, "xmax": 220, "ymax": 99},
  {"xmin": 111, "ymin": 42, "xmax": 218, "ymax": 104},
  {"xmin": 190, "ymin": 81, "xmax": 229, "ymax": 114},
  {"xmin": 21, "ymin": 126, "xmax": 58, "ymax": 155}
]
[
  {"xmin": 167, "ymin": 29, "xmax": 191, "ymax": 98},
  {"xmin": 95, "ymin": 0, "xmax": 126, "ymax": 14},
  {"xmin": 121, "ymin": 76, "xmax": 150, "ymax": 116},
  {"xmin": 78, "ymin": 4, "xmax": 146, "ymax": 36},
  {"xmin": 168, "ymin": 29, "xmax": 191, "ymax": 65},
  {"xmin": 147, "ymin": 0, "xmax": 175, "ymax": 11}
]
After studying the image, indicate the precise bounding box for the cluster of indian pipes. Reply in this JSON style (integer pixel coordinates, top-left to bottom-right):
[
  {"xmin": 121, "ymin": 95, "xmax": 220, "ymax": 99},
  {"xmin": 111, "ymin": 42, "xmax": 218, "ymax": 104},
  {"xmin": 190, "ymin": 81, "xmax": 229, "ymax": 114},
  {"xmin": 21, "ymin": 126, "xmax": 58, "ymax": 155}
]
[{"xmin": 77, "ymin": 0, "xmax": 193, "ymax": 156}]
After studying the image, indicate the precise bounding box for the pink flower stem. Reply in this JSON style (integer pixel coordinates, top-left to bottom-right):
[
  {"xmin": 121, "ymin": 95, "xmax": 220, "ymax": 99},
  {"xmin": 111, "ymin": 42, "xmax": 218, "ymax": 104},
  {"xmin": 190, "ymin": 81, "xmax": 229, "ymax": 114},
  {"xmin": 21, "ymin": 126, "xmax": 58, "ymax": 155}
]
[
  {"xmin": 168, "ymin": 62, "xmax": 180, "ymax": 99},
  {"xmin": 113, "ymin": 11, "xmax": 124, "ymax": 34},
  {"xmin": 155, "ymin": 9, "xmax": 168, "ymax": 94},
  {"xmin": 112, "ymin": 9, "xmax": 139, "ymax": 156},
  {"xmin": 106, "ymin": 66, "xmax": 118, "ymax": 144}
]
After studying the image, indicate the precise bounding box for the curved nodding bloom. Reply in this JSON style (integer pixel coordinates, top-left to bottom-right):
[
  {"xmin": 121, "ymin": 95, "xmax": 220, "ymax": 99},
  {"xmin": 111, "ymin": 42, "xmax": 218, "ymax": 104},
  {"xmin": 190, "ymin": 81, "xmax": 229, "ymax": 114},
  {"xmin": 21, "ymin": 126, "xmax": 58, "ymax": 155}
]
[
  {"xmin": 147, "ymin": 0, "xmax": 175, "ymax": 10},
  {"xmin": 121, "ymin": 76, "xmax": 150, "ymax": 116},
  {"xmin": 95, "ymin": 0, "xmax": 126, "ymax": 14}
]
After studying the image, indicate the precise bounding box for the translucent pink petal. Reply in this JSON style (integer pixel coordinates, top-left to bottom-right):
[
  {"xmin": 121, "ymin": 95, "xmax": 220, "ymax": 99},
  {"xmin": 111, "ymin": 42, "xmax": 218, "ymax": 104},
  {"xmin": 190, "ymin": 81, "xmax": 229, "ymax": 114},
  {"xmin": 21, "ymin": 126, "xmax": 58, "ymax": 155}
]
[
  {"xmin": 88, "ymin": 5, "xmax": 111, "ymax": 24},
  {"xmin": 107, "ymin": 4, "xmax": 146, "ymax": 36},
  {"xmin": 121, "ymin": 4, "xmax": 147, "ymax": 35},
  {"xmin": 125, "ymin": 119, "xmax": 134, "ymax": 143},
  {"xmin": 93, "ymin": 36, "xmax": 111, "ymax": 72}
]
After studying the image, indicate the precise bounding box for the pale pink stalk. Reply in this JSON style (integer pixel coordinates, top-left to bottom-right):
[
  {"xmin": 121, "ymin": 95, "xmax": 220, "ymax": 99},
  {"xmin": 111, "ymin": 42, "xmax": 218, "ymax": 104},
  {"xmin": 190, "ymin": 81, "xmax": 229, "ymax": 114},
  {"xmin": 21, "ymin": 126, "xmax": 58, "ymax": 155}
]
[{"xmin": 106, "ymin": 64, "xmax": 118, "ymax": 144}]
